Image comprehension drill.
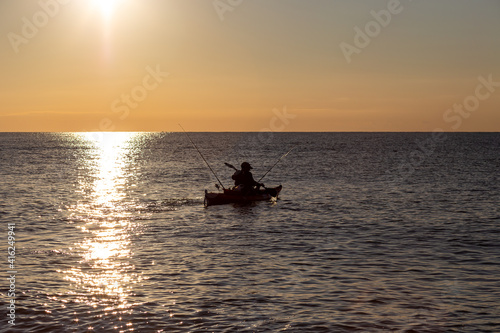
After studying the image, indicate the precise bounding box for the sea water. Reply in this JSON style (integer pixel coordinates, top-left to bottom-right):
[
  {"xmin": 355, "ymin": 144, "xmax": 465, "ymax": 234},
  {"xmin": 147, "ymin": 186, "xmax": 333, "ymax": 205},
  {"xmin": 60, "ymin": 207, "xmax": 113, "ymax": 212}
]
[{"xmin": 0, "ymin": 132, "xmax": 499, "ymax": 332}]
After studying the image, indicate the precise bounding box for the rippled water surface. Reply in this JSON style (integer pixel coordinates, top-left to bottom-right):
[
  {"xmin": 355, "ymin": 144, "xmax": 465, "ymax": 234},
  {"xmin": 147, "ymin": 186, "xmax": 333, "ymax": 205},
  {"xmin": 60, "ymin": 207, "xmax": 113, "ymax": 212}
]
[{"xmin": 1, "ymin": 132, "xmax": 499, "ymax": 332}]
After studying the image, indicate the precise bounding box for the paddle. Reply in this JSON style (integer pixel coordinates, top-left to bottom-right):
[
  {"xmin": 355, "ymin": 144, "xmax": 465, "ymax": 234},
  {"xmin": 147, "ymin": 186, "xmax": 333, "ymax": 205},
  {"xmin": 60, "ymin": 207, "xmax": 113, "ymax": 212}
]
[{"xmin": 224, "ymin": 162, "xmax": 238, "ymax": 171}]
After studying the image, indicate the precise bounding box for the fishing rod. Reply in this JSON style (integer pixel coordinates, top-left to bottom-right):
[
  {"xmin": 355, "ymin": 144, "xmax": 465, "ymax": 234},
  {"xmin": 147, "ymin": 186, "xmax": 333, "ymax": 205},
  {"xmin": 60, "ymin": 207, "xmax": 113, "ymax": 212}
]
[
  {"xmin": 178, "ymin": 124, "xmax": 225, "ymax": 190},
  {"xmin": 257, "ymin": 145, "xmax": 296, "ymax": 183}
]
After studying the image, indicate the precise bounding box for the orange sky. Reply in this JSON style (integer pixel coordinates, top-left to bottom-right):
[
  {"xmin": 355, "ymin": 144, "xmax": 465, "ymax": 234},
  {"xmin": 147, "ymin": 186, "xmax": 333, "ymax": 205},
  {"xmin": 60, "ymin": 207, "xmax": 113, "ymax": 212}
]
[{"xmin": 1, "ymin": 0, "xmax": 499, "ymax": 132}]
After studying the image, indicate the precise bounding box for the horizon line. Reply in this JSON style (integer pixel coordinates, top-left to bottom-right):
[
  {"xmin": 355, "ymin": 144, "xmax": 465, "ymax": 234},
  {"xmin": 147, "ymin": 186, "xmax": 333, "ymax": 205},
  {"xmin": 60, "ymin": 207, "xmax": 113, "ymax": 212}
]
[{"xmin": 1, "ymin": 131, "xmax": 499, "ymax": 134}]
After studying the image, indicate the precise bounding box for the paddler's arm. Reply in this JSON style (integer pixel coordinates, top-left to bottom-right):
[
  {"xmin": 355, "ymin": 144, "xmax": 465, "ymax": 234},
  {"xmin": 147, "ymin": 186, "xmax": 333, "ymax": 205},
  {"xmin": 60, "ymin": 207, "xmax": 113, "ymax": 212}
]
[{"xmin": 249, "ymin": 172, "xmax": 264, "ymax": 188}]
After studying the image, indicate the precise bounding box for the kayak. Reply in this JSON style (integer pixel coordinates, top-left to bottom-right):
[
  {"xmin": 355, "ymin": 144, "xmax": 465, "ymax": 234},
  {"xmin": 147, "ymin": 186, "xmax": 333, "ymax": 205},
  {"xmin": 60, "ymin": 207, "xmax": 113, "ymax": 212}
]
[
  {"xmin": 204, "ymin": 185, "xmax": 282, "ymax": 206},
  {"xmin": 204, "ymin": 185, "xmax": 282, "ymax": 207}
]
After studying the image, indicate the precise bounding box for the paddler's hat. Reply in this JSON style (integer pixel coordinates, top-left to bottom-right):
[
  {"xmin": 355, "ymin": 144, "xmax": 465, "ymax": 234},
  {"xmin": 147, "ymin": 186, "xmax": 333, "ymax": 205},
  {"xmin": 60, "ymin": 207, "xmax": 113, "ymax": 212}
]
[{"xmin": 241, "ymin": 162, "xmax": 252, "ymax": 170}]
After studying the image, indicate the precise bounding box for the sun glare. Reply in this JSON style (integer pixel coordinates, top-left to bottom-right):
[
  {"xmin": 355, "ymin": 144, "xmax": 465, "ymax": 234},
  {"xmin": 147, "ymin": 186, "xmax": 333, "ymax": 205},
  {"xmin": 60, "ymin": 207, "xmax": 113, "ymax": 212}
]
[
  {"xmin": 91, "ymin": 0, "xmax": 123, "ymax": 20},
  {"xmin": 86, "ymin": 0, "xmax": 128, "ymax": 63},
  {"xmin": 63, "ymin": 132, "xmax": 143, "ymax": 311}
]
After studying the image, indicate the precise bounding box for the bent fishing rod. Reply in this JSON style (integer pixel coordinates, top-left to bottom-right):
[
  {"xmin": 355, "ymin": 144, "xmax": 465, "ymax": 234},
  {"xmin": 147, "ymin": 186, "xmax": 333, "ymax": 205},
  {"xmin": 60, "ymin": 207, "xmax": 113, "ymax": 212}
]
[{"xmin": 178, "ymin": 124, "xmax": 226, "ymax": 190}]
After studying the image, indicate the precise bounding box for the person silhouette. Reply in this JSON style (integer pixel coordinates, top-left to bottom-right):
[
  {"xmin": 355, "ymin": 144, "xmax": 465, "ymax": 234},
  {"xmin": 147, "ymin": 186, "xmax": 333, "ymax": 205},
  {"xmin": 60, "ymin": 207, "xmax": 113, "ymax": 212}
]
[{"xmin": 232, "ymin": 162, "xmax": 264, "ymax": 194}]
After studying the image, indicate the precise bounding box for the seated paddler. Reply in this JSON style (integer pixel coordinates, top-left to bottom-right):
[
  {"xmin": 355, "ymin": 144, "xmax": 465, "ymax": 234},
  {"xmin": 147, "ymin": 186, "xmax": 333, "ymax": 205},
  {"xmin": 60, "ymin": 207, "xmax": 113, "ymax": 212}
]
[{"xmin": 232, "ymin": 162, "xmax": 264, "ymax": 194}]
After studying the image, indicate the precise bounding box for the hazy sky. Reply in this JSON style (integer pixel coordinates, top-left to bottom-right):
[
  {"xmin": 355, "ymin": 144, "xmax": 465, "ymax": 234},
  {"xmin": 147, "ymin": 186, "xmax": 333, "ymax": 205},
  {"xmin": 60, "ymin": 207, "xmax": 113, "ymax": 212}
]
[{"xmin": 1, "ymin": 0, "xmax": 499, "ymax": 131}]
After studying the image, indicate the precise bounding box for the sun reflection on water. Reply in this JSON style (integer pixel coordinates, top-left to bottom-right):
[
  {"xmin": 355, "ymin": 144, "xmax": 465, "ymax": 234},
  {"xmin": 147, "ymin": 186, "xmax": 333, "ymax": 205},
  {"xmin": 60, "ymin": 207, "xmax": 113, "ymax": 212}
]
[{"xmin": 63, "ymin": 132, "xmax": 143, "ymax": 316}]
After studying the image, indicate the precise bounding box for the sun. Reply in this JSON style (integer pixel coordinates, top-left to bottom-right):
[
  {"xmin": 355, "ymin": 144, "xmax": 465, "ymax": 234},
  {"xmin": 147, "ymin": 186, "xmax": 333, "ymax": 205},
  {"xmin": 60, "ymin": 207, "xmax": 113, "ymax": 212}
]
[{"xmin": 91, "ymin": 0, "xmax": 124, "ymax": 20}]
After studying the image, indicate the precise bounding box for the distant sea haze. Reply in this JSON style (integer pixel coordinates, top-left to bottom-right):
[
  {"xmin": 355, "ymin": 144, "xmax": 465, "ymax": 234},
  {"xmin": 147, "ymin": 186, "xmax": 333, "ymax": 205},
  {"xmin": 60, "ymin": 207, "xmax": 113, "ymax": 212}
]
[{"xmin": 1, "ymin": 132, "xmax": 499, "ymax": 332}]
